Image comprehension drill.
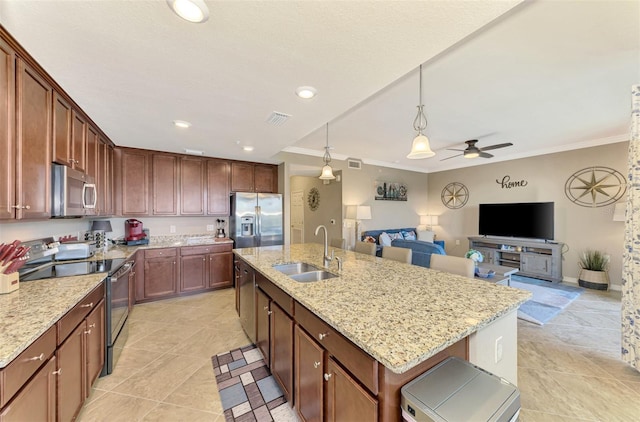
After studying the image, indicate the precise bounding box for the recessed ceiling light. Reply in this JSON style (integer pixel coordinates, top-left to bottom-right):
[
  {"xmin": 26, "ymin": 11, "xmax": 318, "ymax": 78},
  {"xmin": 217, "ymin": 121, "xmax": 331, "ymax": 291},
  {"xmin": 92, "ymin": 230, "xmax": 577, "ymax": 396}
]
[
  {"xmin": 173, "ymin": 120, "xmax": 192, "ymax": 128},
  {"xmin": 167, "ymin": 0, "xmax": 209, "ymax": 23},
  {"xmin": 184, "ymin": 148, "xmax": 204, "ymax": 155},
  {"xmin": 243, "ymin": 146, "xmax": 254, "ymax": 152},
  {"xmin": 296, "ymin": 86, "xmax": 317, "ymax": 99}
]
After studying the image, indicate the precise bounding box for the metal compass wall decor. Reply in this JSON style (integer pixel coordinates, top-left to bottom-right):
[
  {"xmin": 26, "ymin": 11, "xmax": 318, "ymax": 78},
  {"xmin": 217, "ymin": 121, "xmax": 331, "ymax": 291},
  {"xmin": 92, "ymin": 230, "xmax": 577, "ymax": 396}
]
[
  {"xmin": 441, "ymin": 182, "xmax": 469, "ymax": 209},
  {"xmin": 307, "ymin": 187, "xmax": 320, "ymax": 211},
  {"xmin": 564, "ymin": 166, "xmax": 626, "ymax": 207}
]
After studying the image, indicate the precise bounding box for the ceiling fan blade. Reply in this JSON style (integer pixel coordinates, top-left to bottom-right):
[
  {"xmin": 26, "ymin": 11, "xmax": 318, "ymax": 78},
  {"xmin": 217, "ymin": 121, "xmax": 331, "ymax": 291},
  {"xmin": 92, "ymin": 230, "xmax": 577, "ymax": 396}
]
[
  {"xmin": 479, "ymin": 152, "xmax": 494, "ymax": 159},
  {"xmin": 440, "ymin": 154, "xmax": 462, "ymax": 161},
  {"xmin": 479, "ymin": 142, "xmax": 513, "ymax": 152},
  {"xmin": 446, "ymin": 148, "xmax": 465, "ymax": 152}
]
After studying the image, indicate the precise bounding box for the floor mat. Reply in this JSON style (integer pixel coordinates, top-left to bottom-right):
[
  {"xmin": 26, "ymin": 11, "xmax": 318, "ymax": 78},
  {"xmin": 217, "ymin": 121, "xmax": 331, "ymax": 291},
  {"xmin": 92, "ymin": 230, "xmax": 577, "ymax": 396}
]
[
  {"xmin": 510, "ymin": 275, "xmax": 583, "ymax": 325},
  {"xmin": 211, "ymin": 344, "xmax": 298, "ymax": 422}
]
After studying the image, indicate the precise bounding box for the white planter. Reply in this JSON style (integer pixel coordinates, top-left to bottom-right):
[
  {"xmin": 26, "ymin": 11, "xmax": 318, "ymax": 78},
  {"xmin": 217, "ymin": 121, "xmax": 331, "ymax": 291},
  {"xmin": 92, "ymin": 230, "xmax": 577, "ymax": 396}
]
[{"xmin": 578, "ymin": 269, "xmax": 609, "ymax": 290}]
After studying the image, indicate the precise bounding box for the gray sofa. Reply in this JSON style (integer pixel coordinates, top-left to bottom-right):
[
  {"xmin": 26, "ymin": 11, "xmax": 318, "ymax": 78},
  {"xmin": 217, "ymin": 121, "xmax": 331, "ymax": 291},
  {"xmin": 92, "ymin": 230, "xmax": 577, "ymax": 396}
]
[{"xmin": 361, "ymin": 228, "xmax": 446, "ymax": 268}]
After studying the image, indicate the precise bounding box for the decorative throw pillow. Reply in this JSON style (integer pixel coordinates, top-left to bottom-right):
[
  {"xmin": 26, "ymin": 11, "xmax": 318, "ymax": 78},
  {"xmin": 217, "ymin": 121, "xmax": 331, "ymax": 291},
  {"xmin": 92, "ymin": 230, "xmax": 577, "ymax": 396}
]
[
  {"xmin": 388, "ymin": 232, "xmax": 404, "ymax": 242},
  {"xmin": 402, "ymin": 230, "xmax": 417, "ymax": 240},
  {"xmin": 363, "ymin": 235, "xmax": 376, "ymax": 244},
  {"xmin": 379, "ymin": 232, "xmax": 392, "ymax": 247},
  {"xmin": 416, "ymin": 230, "xmax": 435, "ymax": 243}
]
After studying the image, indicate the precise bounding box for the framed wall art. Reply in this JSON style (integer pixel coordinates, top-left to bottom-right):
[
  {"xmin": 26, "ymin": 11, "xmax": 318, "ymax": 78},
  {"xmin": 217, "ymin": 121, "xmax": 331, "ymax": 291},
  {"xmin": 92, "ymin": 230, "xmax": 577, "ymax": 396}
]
[{"xmin": 375, "ymin": 182, "xmax": 407, "ymax": 201}]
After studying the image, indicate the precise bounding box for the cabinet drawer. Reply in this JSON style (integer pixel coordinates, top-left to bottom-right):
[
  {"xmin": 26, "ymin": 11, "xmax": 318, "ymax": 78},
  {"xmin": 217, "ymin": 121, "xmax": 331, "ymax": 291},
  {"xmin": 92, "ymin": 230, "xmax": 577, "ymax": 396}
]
[
  {"xmin": 145, "ymin": 248, "xmax": 177, "ymax": 259},
  {"xmin": 0, "ymin": 325, "xmax": 56, "ymax": 407},
  {"xmin": 295, "ymin": 302, "xmax": 378, "ymax": 395},
  {"xmin": 57, "ymin": 283, "xmax": 105, "ymax": 345},
  {"xmin": 180, "ymin": 244, "xmax": 231, "ymax": 256},
  {"xmin": 255, "ymin": 274, "xmax": 294, "ymax": 316}
]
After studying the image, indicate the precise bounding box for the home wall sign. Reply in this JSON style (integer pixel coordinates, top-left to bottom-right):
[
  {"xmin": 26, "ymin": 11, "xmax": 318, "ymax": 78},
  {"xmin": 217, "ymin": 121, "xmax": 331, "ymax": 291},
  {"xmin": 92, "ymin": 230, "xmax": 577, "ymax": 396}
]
[
  {"xmin": 307, "ymin": 187, "xmax": 320, "ymax": 211},
  {"xmin": 496, "ymin": 175, "xmax": 528, "ymax": 189},
  {"xmin": 375, "ymin": 182, "xmax": 407, "ymax": 201},
  {"xmin": 441, "ymin": 182, "xmax": 469, "ymax": 209},
  {"xmin": 564, "ymin": 166, "xmax": 626, "ymax": 207}
]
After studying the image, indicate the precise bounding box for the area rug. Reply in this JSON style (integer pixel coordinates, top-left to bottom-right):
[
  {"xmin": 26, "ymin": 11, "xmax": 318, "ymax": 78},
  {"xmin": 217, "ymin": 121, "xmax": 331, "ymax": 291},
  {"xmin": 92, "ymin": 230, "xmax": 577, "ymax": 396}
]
[
  {"xmin": 510, "ymin": 274, "xmax": 584, "ymax": 325},
  {"xmin": 211, "ymin": 344, "xmax": 298, "ymax": 422}
]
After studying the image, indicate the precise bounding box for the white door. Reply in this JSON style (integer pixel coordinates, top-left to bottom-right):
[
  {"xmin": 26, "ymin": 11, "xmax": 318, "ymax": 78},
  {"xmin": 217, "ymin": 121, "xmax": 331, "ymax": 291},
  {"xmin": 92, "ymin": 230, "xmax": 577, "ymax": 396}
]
[{"xmin": 291, "ymin": 190, "xmax": 304, "ymax": 244}]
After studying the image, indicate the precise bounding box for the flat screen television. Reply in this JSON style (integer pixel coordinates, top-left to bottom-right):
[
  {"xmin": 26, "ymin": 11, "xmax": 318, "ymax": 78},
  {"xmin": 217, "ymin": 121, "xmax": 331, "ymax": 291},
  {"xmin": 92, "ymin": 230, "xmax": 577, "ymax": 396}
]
[{"xmin": 479, "ymin": 202, "xmax": 554, "ymax": 240}]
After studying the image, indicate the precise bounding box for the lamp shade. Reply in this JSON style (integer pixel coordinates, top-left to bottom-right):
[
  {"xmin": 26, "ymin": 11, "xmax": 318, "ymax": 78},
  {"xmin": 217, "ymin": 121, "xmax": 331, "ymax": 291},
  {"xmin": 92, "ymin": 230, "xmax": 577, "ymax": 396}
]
[
  {"xmin": 613, "ymin": 202, "xmax": 626, "ymax": 222},
  {"xmin": 91, "ymin": 220, "xmax": 113, "ymax": 232},
  {"xmin": 346, "ymin": 205, "xmax": 371, "ymax": 220},
  {"xmin": 420, "ymin": 215, "xmax": 438, "ymax": 227},
  {"xmin": 319, "ymin": 164, "xmax": 336, "ymax": 180},
  {"xmin": 407, "ymin": 134, "xmax": 435, "ymax": 159}
]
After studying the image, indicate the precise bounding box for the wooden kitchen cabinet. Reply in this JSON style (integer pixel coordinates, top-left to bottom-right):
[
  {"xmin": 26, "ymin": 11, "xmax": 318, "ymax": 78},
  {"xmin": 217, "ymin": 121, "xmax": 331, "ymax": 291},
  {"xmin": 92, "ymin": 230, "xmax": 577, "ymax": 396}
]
[
  {"xmin": 255, "ymin": 288, "xmax": 271, "ymax": 365},
  {"xmin": 85, "ymin": 125, "xmax": 98, "ymax": 187},
  {"xmin": 15, "ymin": 58, "xmax": 52, "ymax": 219},
  {"xmin": 71, "ymin": 110, "xmax": 87, "ymax": 173},
  {"xmin": 295, "ymin": 325, "xmax": 324, "ymax": 422},
  {"xmin": 208, "ymin": 247, "xmax": 233, "ymax": 289},
  {"xmin": 0, "ymin": 356, "xmax": 57, "ymax": 422},
  {"xmin": 180, "ymin": 156, "xmax": 205, "ymax": 215},
  {"xmin": 115, "ymin": 147, "xmax": 150, "ymax": 216},
  {"xmin": 270, "ymin": 301, "xmax": 294, "ymax": 403},
  {"xmin": 180, "ymin": 244, "xmax": 233, "ymax": 294},
  {"xmin": 85, "ymin": 300, "xmax": 105, "ymax": 398},
  {"xmin": 207, "ymin": 159, "xmax": 230, "ymax": 215},
  {"xmin": 180, "ymin": 254, "xmax": 208, "ymax": 292},
  {"xmin": 152, "ymin": 153, "xmax": 178, "ymax": 215},
  {"xmin": 0, "ymin": 37, "xmax": 14, "ymax": 220},
  {"xmin": 231, "ymin": 161, "xmax": 278, "ymax": 193},
  {"xmin": 52, "ymin": 91, "xmax": 71, "ymax": 167},
  {"xmin": 102, "ymin": 141, "xmax": 114, "ymax": 216},
  {"xmin": 326, "ymin": 357, "xmax": 378, "ymax": 422},
  {"xmin": 143, "ymin": 248, "xmax": 178, "ymax": 299},
  {"xmin": 56, "ymin": 322, "xmax": 85, "ymax": 422}
]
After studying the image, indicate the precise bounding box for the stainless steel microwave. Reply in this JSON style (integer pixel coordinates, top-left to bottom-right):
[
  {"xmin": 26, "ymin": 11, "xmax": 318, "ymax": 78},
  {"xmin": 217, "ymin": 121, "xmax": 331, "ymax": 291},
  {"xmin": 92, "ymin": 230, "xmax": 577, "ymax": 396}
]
[{"xmin": 51, "ymin": 164, "xmax": 97, "ymax": 218}]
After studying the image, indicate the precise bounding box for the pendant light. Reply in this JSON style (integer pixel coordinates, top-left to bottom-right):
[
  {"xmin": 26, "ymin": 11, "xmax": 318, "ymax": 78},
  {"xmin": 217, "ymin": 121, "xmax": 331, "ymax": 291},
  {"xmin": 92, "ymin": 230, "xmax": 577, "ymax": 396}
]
[
  {"xmin": 407, "ymin": 64, "xmax": 435, "ymax": 159},
  {"xmin": 319, "ymin": 123, "xmax": 336, "ymax": 180}
]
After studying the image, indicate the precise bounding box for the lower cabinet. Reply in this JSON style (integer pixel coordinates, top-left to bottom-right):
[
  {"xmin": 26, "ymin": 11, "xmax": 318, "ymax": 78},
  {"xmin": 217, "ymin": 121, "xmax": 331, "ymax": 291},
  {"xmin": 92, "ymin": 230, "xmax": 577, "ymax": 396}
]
[
  {"xmin": 326, "ymin": 357, "xmax": 378, "ymax": 422},
  {"xmin": 57, "ymin": 323, "xmax": 85, "ymax": 422},
  {"xmin": 270, "ymin": 302, "xmax": 293, "ymax": 403},
  {"xmin": 255, "ymin": 288, "xmax": 270, "ymax": 364},
  {"xmin": 142, "ymin": 248, "xmax": 178, "ymax": 300},
  {"xmin": 85, "ymin": 300, "xmax": 105, "ymax": 397},
  {"xmin": 295, "ymin": 326, "xmax": 324, "ymax": 422},
  {"xmin": 0, "ymin": 357, "xmax": 57, "ymax": 421}
]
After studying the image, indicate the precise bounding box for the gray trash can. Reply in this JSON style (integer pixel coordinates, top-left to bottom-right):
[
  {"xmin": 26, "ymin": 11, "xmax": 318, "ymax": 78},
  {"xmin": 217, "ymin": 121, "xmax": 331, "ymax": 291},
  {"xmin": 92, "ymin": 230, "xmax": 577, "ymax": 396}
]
[{"xmin": 401, "ymin": 357, "xmax": 520, "ymax": 422}]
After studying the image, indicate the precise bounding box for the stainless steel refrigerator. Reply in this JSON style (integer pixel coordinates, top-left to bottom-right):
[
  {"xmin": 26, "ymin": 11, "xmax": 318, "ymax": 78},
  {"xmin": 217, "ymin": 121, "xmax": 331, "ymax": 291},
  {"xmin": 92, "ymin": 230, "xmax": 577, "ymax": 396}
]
[{"xmin": 230, "ymin": 192, "xmax": 283, "ymax": 248}]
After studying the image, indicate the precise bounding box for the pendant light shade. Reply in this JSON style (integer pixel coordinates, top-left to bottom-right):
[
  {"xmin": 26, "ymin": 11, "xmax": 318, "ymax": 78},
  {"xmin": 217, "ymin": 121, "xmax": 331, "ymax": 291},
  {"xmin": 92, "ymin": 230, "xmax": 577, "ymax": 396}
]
[
  {"xmin": 319, "ymin": 123, "xmax": 336, "ymax": 180},
  {"xmin": 407, "ymin": 65, "xmax": 435, "ymax": 159}
]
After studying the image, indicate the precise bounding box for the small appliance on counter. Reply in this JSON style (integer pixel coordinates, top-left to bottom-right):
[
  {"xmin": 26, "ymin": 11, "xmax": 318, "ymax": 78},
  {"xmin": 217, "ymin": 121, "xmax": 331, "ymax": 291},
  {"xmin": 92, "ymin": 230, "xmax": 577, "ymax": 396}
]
[
  {"xmin": 216, "ymin": 219, "xmax": 226, "ymax": 238},
  {"xmin": 124, "ymin": 219, "xmax": 149, "ymax": 246},
  {"xmin": 55, "ymin": 241, "xmax": 96, "ymax": 261},
  {"xmin": 90, "ymin": 220, "xmax": 113, "ymax": 251}
]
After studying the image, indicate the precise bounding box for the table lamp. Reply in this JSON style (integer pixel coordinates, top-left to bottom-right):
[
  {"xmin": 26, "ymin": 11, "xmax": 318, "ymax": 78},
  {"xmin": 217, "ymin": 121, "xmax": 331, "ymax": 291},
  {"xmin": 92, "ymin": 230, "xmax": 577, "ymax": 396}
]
[{"xmin": 346, "ymin": 205, "xmax": 372, "ymax": 243}]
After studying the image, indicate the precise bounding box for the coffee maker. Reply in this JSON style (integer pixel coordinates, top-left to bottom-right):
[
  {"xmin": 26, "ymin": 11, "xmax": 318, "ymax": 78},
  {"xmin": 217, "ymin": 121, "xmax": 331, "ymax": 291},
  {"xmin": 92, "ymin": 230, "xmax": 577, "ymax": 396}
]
[
  {"xmin": 125, "ymin": 219, "xmax": 146, "ymax": 242},
  {"xmin": 216, "ymin": 219, "xmax": 226, "ymax": 238}
]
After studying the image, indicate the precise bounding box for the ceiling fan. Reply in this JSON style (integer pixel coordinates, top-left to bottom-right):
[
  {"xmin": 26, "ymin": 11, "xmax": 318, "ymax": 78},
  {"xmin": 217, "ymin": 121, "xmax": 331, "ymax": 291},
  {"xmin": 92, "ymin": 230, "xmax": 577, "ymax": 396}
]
[{"xmin": 441, "ymin": 139, "xmax": 513, "ymax": 161}]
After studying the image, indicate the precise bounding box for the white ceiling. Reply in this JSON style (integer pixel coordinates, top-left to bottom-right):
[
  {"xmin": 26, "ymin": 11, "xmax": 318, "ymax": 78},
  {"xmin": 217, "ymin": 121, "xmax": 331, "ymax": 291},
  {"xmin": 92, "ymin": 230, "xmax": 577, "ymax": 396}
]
[{"xmin": 0, "ymin": 0, "xmax": 638, "ymax": 174}]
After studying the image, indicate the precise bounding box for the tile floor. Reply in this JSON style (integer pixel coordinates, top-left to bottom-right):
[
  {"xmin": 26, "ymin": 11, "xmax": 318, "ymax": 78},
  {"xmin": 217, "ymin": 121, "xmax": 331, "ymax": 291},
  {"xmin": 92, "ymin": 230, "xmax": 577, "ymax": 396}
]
[{"xmin": 77, "ymin": 285, "xmax": 640, "ymax": 421}]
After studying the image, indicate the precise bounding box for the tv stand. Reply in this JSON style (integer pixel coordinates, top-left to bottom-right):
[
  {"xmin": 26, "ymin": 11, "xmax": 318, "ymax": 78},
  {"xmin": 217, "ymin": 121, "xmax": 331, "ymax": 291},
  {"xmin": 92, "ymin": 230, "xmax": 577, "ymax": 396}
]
[{"xmin": 468, "ymin": 237, "xmax": 563, "ymax": 282}]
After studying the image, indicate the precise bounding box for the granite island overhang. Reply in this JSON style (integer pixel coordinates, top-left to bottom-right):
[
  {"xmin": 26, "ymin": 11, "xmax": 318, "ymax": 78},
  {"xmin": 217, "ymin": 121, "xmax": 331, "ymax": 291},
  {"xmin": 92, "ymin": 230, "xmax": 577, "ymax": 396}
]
[{"xmin": 234, "ymin": 243, "xmax": 531, "ymax": 375}]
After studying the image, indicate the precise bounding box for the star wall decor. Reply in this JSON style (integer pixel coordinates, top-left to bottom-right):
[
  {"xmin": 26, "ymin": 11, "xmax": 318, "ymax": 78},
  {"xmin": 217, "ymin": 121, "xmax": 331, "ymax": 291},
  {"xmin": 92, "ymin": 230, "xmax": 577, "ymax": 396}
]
[
  {"xmin": 564, "ymin": 166, "xmax": 626, "ymax": 207},
  {"xmin": 441, "ymin": 182, "xmax": 469, "ymax": 209}
]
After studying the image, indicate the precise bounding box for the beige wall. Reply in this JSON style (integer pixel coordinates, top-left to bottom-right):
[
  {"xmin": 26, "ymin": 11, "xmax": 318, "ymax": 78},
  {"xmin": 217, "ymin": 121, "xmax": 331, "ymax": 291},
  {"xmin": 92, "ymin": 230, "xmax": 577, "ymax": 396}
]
[{"xmin": 428, "ymin": 142, "xmax": 628, "ymax": 289}]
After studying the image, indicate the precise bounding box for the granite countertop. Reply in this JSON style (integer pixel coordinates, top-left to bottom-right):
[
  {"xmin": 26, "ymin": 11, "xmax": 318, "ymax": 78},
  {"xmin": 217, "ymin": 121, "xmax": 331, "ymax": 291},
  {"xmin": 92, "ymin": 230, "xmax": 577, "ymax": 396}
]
[
  {"xmin": 0, "ymin": 273, "xmax": 106, "ymax": 368},
  {"xmin": 235, "ymin": 243, "xmax": 532, "ymax": 374}
]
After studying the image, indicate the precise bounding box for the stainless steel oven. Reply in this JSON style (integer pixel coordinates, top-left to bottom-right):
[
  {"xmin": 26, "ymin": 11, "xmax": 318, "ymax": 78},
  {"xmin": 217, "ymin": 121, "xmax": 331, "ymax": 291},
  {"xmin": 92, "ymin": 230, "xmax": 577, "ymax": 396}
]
[
  {"xmin": 102, "ymin": 259, "xmax": 133, "ymax": 376},
  {"xmin": 51, "ymin": 163, "xmax": 97, "ymax": 218}
]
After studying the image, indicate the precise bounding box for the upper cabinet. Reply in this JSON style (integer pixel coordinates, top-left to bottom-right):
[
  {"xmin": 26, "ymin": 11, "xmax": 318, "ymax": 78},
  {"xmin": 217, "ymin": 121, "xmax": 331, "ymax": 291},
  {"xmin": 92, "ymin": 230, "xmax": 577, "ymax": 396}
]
[
  {"xmin": 71, "ymin": 111, "xmax": 87, "ymax": 173},
  {"xmin": 180, "ymin": 156, "xmax": 205, "ymax": 216},
  {"xmin": 0, "ymin": 37, "xmax": 15, "ymax": 220},
  {"xmin": 231, "ymin": 161, "xmax": 277, "ymax": 193},
  {"xmin": 115, "ymin": 147, "xmax": 150, "ymax": 216},
  {"xmin": 152, "ymin": 153, "xmax": 178, "ymax": 216},
  {"xmin": 207, "ymin": 159, "xmax": 230, "ymax": 216},
  {"xmin": 52, "ymin": 92, "xmax": 87, "ymax": 172}
]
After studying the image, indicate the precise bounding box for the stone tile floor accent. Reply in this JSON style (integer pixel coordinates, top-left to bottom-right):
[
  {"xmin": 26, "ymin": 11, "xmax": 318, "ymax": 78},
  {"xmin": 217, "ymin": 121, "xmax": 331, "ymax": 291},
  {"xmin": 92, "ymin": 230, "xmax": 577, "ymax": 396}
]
[{"xmin": 212, "ymin": 344, "xmax": 298, "ymax": 422}]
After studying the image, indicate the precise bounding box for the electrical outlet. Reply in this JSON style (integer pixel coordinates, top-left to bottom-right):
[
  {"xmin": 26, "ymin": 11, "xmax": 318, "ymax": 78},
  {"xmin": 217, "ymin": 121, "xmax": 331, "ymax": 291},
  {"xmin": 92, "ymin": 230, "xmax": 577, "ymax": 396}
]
[
  {"xmin": 206, "ymin": 225, "xmax": 214, "ymax": 231},
  {"xmin": 455, "ymin": 239, "xmax": 460, "ymax": 245},
  {"xmin": 170, "ymin": 225, "xmax": 176, "ymax": 234},
  {"xmin": 495, "ymin": 336, "xmax": 503, "ymax": 363}
]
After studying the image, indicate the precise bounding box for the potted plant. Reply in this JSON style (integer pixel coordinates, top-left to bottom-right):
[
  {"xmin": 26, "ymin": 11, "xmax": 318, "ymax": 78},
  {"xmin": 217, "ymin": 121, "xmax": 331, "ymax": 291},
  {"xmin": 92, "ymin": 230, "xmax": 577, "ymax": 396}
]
[
  {"xmin": 465, "ymin": 249, "xmax": 484, "ymax": 267},
  {"xmin": 578, "ymin": 249, "xmax": 610, "ymax": 290}
]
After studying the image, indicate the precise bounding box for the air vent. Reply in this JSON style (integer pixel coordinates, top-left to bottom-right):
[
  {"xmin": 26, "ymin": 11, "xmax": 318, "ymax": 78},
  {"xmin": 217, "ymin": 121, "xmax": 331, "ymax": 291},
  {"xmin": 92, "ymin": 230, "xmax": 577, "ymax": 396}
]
[
  {"xmin": 347, "ymin": 159, "xmax": 362, "ymax": 170},
  {"xmin": 266, "ymin": 111, "xmax": 291, "ymax": 126}
]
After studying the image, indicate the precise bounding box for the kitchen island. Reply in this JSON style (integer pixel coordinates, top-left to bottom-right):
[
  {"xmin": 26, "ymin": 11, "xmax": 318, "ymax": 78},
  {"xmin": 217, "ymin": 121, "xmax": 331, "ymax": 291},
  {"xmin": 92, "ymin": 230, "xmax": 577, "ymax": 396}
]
[{"xmin": 234, "ymin": 243, "xmax": 531, "ymax": 422}]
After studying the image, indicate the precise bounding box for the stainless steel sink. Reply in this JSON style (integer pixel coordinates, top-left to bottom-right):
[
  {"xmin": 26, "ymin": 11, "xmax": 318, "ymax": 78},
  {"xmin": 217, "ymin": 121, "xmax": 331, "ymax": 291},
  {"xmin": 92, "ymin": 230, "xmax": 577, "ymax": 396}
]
[
  {"xmin": 273, "ymin": 262, "xmax": 322, "ymax": 275},
  {"xmin": 290, "ymin": 270, "xmax": 338, "ymax": 282}
]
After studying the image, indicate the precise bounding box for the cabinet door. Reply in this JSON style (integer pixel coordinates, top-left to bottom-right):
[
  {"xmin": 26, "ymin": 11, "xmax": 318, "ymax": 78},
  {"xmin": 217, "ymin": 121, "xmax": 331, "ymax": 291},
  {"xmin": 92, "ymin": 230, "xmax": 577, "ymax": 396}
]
[
  {"xmin": 181, "ymin": 157, "xmax": 205, "ymax": 215},
  {"xmin": 180, "ymin": 254, "xmax": 207, "ymax": 292},
  {"xmin": 144, "ymin": 256, "xmax": 178, "ymax": 299},
  {"xmin": 85, "ymin": 126, "xmax": 98, "ymax": 186},
  {"xmin": 295, "ymin": 325, "xmax": 324, "ymax": 422},
  {"xmin": 238, "ymin": 261, "xmax": 255, "ymax": 341},
  {"xmin": 57, "ymin": 322, "xmax": 86, "ymax": 422},
  {"xmin": 71, "ymin": 111, "xmax": 87, "ymax": 172},
  {"xmin": 254, "ymin": 164, "xmax": 276, "ymax": 193},
  {"xmin": 255, "ymin": 288, "xmax": 270, "ymax": 365},
  {"xmin": 325, "ymin": 357, "xmax": 378, "ymax": 422},
  {"xmin": 0, "ymin": 356, "xmax": 57, "ymax": 422},
  {"xmin": 208, "ymin": 252, "xmax": 233, "ymax": 289},
  {"xmin": 207, "ymin": 159, "xmax": 230, "ymax": 215},
  {"xmin": 52, "ymin": 91, "xmax": 71, "ymax": 166},
  {"xmin": 152, "ymin": 153, "xmax": 178, "ymax": 215},
  {"xmin": 521, "ymin": 253, "xmax": 551, "ymax": 276},
  {"xmin": 271, "ymin": 302, "xmax": 293, "ymax": 403},
  {"xmin": 85, "ymin": 300, "xmax": 105, "ymax": 396},
  {"xmin": 16, "ymin": 58, "xmax": 51, "ymax": 219},
  {"xmin": 231, "ymin": 161, "xmax": 254, "ymax": 192},
  {"xmin": 119, "ymin": 148, "xmax": 149, "ymax": 216},
  {"xmin": 0, "ymin": 38, "xmax": 15, "ymax": 220},
  {"xmin": 103, "ymin": 143, "xmax": 114, "ymax": 215}
]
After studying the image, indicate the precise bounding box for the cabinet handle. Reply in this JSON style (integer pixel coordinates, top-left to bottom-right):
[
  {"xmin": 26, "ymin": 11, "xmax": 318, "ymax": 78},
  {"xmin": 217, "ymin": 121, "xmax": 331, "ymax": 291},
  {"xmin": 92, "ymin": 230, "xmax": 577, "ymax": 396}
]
[
  {"xmin": 314, "ymin": 361, "xmax": 321, "ymax": 369},
  {"xmin": 11, "ymin": 205, "xmax": 30, "ymax": 209},
  {"xmin": 263, "ymin": 306, "xmax": 269, "ymax": 311},
  {"xmin": 267, "ymin": 310, "xmax": 272, "ymax": 315},
  {"xmin": 203, "ymin": 258, "xmax": 206, "ymax": 262},
  {"xmin": 89, "ymin": 323, "xmax": 96, "ymax": 328},
  {"xmin": 318, "ymin": 333, "xmax": 328, "ymax": 340},
  {"xmin": 80, "ymin": 302, "xmax": 94, "ymax": 308},
  {"xmin": 28, "ymin": 353, "xmax": 44, "ymax": 361},
  {"xmin": 84, "ymin": 329, "xmax": 92, "ymax": 335},
  {"xmin": 52, "ymin": 368, "xmax": 62, "ymax": 375},
  {"xmin": 323, "ymin": 373, "xmax": 332, "ymax": 381}
]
